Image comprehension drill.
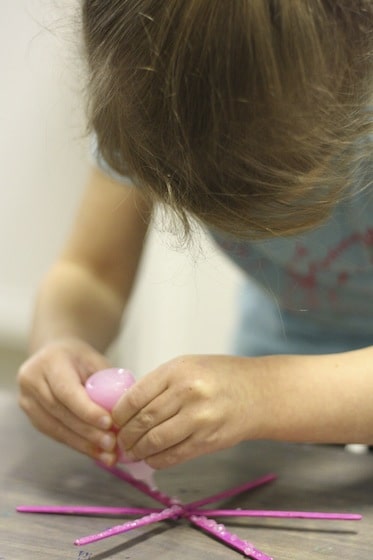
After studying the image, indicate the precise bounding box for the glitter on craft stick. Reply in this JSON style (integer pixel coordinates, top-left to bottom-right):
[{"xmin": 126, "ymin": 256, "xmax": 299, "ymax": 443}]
[
  {"xmin": 187, "ymin": 509, "xmax": 362, "ymax": 521},
  {"xmin": 16, "ymin": 505, "xmax": 162, "ymax": 516},
  {"xmin": 186, "ymin": 473, "xmax": 276, "ymax": 510},
  {"xmin": 74, "ymin": 506, "xmax": 182, "ymax": 546},
  {"xmin": 95, "ymin": 462, "xmax": 176, "ymax": 507},
  {"xmin": 189, "ymin": 515, "xmax": 273, "ymax": 560}
]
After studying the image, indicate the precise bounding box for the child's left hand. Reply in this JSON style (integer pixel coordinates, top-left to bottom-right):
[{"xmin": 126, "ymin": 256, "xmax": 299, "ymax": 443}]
[{"xmin": 112, "ymin": 354, "xmax": 264, "ymax": 469}]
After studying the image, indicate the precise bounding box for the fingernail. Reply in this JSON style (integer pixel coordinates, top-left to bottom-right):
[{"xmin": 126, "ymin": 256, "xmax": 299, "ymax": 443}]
[
  {"xmin": 98, "ymin": 452, "xmax": 116, "ymax": 466},
  {"xmin": 98, "ymin": 415, "xmax": 112, "ymax": 430},
  {"xmin": 118, "ymin": 439, "xmax": 136, "ymax": 462},
  {"xmin": 124, "ymin": 449, "xmax": 136, "ymax": 462},
  {"xmin": 100, "ymin": 433, "xmax": 115, "ymax": 451}
]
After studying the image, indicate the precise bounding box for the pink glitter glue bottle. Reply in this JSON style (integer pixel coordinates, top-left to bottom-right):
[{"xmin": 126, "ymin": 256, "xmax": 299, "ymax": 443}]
[{"xmin": 85, "ymin": 368, "xmax": 156, "ymax": 489}]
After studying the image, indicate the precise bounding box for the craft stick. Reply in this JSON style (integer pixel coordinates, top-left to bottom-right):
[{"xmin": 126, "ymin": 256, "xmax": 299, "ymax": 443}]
[
  {"xmin": 16, "ymin": 505, "xmax": 161, "ymax": 516},
  {"xmin": 187, "ymin": 509, "xmax": 362, "ymax": 521},
  {"xmin": 95, "ymin": 461, "xmax": 175, "ymax": 507},
  {"xmin": 75, "ymin": 505, "xmax": 182, "ymax": 546},
  {"xmin": 186, "ymin": 473, "xmax": 277, "ymax": 509},
  {"xmin": 189, "ymin": 515, "xmax": 273, "ymax": 560}
]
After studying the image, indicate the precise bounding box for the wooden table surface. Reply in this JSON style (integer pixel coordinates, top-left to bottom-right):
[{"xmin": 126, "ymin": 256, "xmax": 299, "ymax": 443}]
[{"xmin": 1, "ymin": 389, "xmax": 372, "ymax": 560}]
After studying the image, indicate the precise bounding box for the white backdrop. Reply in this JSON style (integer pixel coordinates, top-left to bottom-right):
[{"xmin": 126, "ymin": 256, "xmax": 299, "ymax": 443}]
[{"xmin": 0, "ymin": 1, "xmax": 243, "ymax": 377}]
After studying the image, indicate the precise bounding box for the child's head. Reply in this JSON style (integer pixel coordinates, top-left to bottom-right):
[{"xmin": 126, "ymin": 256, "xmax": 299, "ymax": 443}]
[{"xmin": 82, "ymin": 1, "xmax": 373, "ymax": 239}]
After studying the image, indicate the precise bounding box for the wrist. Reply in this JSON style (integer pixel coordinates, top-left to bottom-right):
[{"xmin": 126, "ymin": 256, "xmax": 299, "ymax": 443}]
[{"xmin": 244, "ymin": 349, "xmax": 373, "ymax": 445}]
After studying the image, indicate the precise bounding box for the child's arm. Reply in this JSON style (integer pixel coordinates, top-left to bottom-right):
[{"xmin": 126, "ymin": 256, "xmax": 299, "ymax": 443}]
[
  {"xmin": 17, "ymin": 166, "xmax": 152, "ymax": 464},
  {"xmin": 112, "ymin": 348, "xmax": 373, "ymax": 469},
  {"xmin": 29, "ymin": 166, "xmax": 151, "ymax": 352}
]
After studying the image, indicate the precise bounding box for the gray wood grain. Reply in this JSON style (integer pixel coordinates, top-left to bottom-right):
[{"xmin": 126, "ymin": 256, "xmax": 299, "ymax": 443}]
[{"xmin": 0, "ymin": 390, "xmax": 372, "ymax": 560}]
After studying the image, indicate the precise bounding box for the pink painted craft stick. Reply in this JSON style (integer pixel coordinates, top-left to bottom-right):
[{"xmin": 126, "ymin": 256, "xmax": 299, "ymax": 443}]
[
  {"xmin": 186, "ymin": 473, "xmax": 276, "ymax": 509},
  {"xmin": 189, "ymin": 515, "xmax": 273, "ymax": 560},
  {"xmin": 16, "ymin": 505, "xmax": 161, "ymax": 516},
  {"xmin": 95, "ymin": 461, "xmax": 175, "ymax": 507},
  {"xmin": 75, "ymin": 505, "xmax": 182, "ymax": 546},
  {"xmin": 187, "ymin": 509, "xmax": 362, "ymax": 521}
]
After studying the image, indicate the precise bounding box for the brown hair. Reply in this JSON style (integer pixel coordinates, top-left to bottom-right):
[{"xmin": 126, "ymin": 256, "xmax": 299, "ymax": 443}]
[{"xmin": 82, "ymin": 1, "xmax": 373, "ymax": 239}]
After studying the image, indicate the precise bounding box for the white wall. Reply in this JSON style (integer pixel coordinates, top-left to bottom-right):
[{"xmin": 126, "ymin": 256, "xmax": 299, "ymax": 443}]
[
  {"xmin": 0, "ymin": 0, "xmax": 89, "ymax": 342},
  {"xmin": 0, "ymin": 1, "xmax": 243, "ymax": 377},
  {"xmin": 117, "ymin": 226, "xmax": 243, "ymax": 375}
]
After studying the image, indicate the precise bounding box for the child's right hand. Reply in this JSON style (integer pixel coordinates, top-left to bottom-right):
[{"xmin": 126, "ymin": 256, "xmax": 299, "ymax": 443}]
[{"xmin": 17, "ymin": 338, "xmax": 117, "ymax": 465}]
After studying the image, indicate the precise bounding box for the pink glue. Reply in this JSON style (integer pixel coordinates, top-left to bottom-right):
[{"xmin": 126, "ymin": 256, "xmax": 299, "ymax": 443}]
[{"xmin": 85, "ymin": 368, "xmax": 156, "ymax": 490}]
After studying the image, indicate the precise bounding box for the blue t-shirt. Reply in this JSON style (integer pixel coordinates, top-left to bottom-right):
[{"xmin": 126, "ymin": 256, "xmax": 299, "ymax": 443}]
[
  {"xmin": 93, "ymin": 136, "xmax": 373, "ymax": 356},
  {"xmin": 211, "ymin": 141, "xmax": 373, "ymax": 356}
]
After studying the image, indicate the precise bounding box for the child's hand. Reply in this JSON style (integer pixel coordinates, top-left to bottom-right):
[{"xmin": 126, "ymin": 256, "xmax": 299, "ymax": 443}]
[
  {"xmin": 112, "ymin": 355, "xmax": 262, "ymax": 469},
  {"xmin": 17, "ymin": 338, "xmax": 117, "ymax": 465}
]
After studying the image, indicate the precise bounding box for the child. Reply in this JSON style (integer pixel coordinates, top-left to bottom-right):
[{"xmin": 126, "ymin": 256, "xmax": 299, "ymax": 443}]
[{"xmin": 18, "ymin": 1, "xmax": 373, "ymax": 470}]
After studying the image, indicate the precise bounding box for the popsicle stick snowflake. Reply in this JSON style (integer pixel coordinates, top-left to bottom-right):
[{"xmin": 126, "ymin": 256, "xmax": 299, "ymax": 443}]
[{"xmin": 17, "ymin": 463, "xmax": 361, "ymax": 560}]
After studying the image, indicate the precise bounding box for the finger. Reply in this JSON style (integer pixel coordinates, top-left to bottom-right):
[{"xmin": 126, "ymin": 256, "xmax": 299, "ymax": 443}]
[
  {"xmin": 19, "ymin": 353, "xmax": 113, "ymax": 431},
  {"xmin": 43, "ymin": 358, "xmax": 113, "ymax": 430},
  {"xmin": 117, "ymin": 389, "xmax": 180, "ymax": 450},
  {"xmin": 146, "ymin": 431, "xmax": 221, "ymax": 469},
  {"xmin": 48, "ymin": 375, "xmax": 113, "ymax": 430},
  {"xmin": 145, "ymin": 435, "xmax": 198, "ymax": 470},
  {"xmin": 19, "ymin": 396, "xmax": 117, "ymax": 466},
  {"xmin": 20, "ymin": 385, "xmax": 116, "ymax": 453},
  {"xmin": 125, "ymin": 413, "xmax": 193, "ymax": 461},
  {"xmin": 112, "ymin": 372, "xmax": 169, "ymax": 427}
]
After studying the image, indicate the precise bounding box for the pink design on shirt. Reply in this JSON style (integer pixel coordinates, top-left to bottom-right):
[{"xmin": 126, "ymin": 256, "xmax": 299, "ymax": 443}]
[{"xmin": 285, "ymin": 228, "xmax": 373, "ymax": 310}]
